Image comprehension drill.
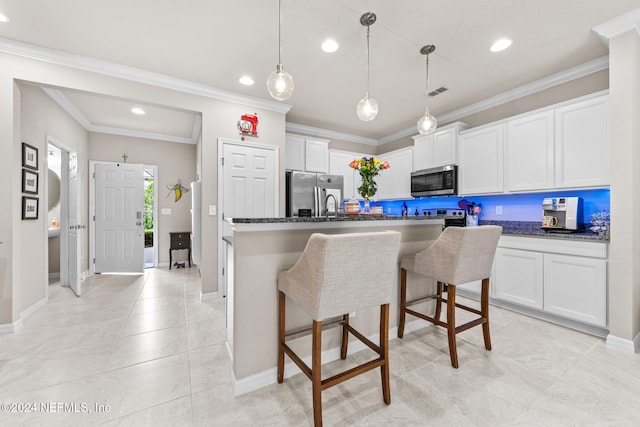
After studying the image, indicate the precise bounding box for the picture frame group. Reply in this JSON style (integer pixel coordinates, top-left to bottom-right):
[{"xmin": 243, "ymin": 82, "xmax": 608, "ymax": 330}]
[{"xmin": 21, "ymin": 142, "xmax": 39, "ymax": 220}]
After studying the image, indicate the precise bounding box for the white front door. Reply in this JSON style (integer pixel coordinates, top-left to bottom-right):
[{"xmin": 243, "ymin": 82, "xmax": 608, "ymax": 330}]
[
  {"xmin": 68, "ymin": 151, "xmax": 81, "ymax": 296},
  {"xmin": 223, "ymin": 143, "xmax": 276, "ymax": 219},
  {"xmin": 94, "ymin": 162, "xmax": 144, "ymax": 273}
]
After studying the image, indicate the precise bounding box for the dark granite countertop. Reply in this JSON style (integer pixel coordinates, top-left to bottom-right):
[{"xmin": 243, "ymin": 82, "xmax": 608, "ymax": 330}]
[
  {"xmin": 230, "ymin": 215, "xmax": 441, "ymax": 224},
  {"xmin": 480, "ymin": 220, "xmax": 608, "ymax": 242}
]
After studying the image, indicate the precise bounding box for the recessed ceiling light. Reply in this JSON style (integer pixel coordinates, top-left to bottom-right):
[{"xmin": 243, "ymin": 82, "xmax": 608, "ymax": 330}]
[
  {"xmin": 131, "ymin": 107, "xmax": 146, "ymax": 115},
  {"xmin": 239, "ymin": 75, "xmax": 255, "ymax": 86},
  {"xmin": 321, "ymin": 39, "xmax": 339, "ymax": 53},
  {"xmin": 0, "ymin": 13, "xmax": 9, "ymax": 22},
  {"xmin": 490, "ymin": 38, "xmax": 512, "ymax": 52}
]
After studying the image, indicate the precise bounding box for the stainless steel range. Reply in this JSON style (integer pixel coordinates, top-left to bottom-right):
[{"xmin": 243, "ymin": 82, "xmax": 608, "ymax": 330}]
[{"xmin": 420, "ymin": 208, "xmax": 466, "ymax": 229}]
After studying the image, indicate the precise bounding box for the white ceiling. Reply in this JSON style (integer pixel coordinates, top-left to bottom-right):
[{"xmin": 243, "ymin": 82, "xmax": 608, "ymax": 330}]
[{"xmin": 1, "ymin": 0, "xmax": 640, "ymax": 145}]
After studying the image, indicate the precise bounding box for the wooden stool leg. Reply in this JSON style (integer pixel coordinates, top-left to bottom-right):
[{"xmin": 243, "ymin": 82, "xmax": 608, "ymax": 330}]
[
  {"xmin": 379, "ymin": 304, "xmax": 391, "ymax": 405},
  {"xmin": 341, "ymin": 313, "xmax": 349, "ymax": 360},
  {"xmin": 277, "ymin": 291, "xmax": 286, "ymax": 383},
  {"xmin": 312, "ymin": 320, "xmax": 323, "ymax": 427},
  {"xmin": 434, "ymin": 281, "xmax": 443, "ymax": 322},
  {"xmin": 446, "ymin": 285, "xmax": 459, "ymax": 369},
  {"xmin": 481, "ymin": 278, "xmax": 492, "ymax": 351},
  {"xmin": 398, "ymin": 268, "xmax": 407, "ymax": 338}
]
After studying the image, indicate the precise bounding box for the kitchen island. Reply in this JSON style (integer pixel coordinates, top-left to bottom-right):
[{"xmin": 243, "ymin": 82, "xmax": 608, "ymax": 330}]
[{"xmin": 225, "ymin": 215, "xmax": 444, "ymax": 395}]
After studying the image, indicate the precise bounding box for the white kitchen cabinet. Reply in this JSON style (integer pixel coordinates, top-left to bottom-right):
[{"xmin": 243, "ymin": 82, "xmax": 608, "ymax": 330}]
[
  {"xmin": 506, "ymin": 110, "xmax": 555, "ymax": 191},
  {"xmin": 491, "ymin": 235, "xmax": 608, "ymax": 330},
  {"xmin": 543, "ymin": 253, "xmax": 607, "ymax": 327},
  {"xmin": 285, "ymin": 134, "xmax": 306, "ymax": 171},
  {"xmin": 412, "ymin": 122, "xmax": 469, "ymax": 171},
  {"xmin": 285, "ymin": 134, "xmax": 329, "ymax": 173},
  {"xmin": 494, "ymin": 247, "xmax": 544, "ymax": 309},
  {"xmin": 458, "ymin": 124, "xmax": 504, "ymax": 195},
  {"xmin": 376, "ymin": 147, "xmax": 413, "ymax": 200},
  {"xmin": 554, "ymin": 93, "xmax": 609, "ymax": 188},
  {"xmin": 305, "ymin": 138, "xmax": 329, "ymax": 173},
  {"xmin": 328, "ymin": 150, "xmax": 365, "ymax": 200}
]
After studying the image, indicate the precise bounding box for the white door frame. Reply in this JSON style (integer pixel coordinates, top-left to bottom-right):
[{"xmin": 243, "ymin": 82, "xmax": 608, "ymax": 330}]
[
  {"xmin": 44, "ymin": 134, "xmax": 74, "ymax": 297},
  {"xmin": 217, "ymin": 138, "xmax": 279, "ymax": 296}
]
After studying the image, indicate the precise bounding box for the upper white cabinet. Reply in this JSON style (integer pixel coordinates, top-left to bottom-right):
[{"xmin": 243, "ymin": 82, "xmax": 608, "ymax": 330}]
[
  {"xmin": 458, "ymin": 124, "xmax": 504, "ymax": 195},
  {"xmin": 328, "ymin": 150, "xmax": 365, "ymax": 200},
  {"xmin": 285, "ymin": 134, "xmax": 329, "ymax": 173},
  {"xmin": 506, "ymin": 110, "xmax": 555, "ymax": 191},
  {"xmin": 412, "ymin": 122, "xmax": 469, "ymax": 171},
  {"xmin": 554, "ymin": 94, "xmax": 609, "ymax": 188},
  {"xmin": 376, "ymin": 147, "xmax": 413, "ymax": 200}
]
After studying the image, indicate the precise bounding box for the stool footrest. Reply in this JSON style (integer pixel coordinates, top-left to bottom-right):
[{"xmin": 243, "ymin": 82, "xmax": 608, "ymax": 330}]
[
  {"xmin": 322, "ymin": 358, "xmax": 385, "ymax": 390},
  {"xmin": 405, "ymin": 295, "xmax": 438, "ymax": 307},
  {"xmin": 405, "ymin": 307, "xmax": 448, "ymax": 328},
  {"xmin": 284, "ymin": 316, "xmax": 343, "ymax": 341},
  {"xmin": 455, "ymin": 317, "xmax": 486, "ymax": 334}
]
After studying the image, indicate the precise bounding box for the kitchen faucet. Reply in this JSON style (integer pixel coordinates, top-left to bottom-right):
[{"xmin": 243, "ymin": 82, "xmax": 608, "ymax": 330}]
[{"xmin": 325, "ymin": 193, "xmax": 338, "ymax": 217}]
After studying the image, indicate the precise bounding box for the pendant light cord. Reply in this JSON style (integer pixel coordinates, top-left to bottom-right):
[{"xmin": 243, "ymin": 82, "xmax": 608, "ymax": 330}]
[
  {"xmin": 424, "ymin": 54, "xmax": 429, "ymax": 96},
  {"xmin": 366, "ymin": 24, "xmax": 370, "ymax": 94},
  {"xmin": 278, "ymin": 0, "xmax": 282, "ymax": 65}
]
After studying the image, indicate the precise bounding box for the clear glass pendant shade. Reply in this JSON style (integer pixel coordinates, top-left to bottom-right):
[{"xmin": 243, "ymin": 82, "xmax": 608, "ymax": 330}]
[
  {"xmin": 356, "ymin": 93, "xmax": 378, "ymax": 121},
  {"xmin": 417, "ymin": 108, "xmax": 437, "ymax": 134},
  {"xmin": 267, "ymin": 64, "xmax": 294, "ymax": 101}
]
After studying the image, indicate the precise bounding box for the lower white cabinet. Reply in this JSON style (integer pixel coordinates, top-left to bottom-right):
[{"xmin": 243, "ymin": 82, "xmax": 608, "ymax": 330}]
[
  {"xmin": 491, "ymin": 236, "xmax": 608, "ymax": 328},
  {"xmin": 543, "ymin": 253, "xmax": 607, "ymax": 327},
  {"xmin": 494, "ymin": 248, "xmax": 544, "ymax": 309}
]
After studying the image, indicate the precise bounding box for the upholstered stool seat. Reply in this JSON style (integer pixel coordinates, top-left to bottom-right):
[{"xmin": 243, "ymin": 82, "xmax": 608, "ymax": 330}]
[
  {"xmin": 277, "ymin": 231, "xmax": 401, "ymax": 427},
  {"xmin": 398, "ymin": 225, "xmax": 502, "ymax": 368}
]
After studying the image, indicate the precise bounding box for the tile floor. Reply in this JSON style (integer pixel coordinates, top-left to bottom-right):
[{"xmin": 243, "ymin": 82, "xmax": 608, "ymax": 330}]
[{"xmin": 1, "ymin": 267, "xmax": 639, "ymax": 426}]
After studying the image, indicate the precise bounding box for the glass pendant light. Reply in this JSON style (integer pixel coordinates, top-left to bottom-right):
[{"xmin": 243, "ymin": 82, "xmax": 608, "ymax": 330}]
[
  {"xmin": 267, "ymin": 0, "xmax": 294, "ymax": 101},
  {"xmin": 356, "ymin": 12, "xmax": 378, "ymax": 121},
  {"xmin": 417, "ymin": 44, "xmax": 437, "ymax": 135}
]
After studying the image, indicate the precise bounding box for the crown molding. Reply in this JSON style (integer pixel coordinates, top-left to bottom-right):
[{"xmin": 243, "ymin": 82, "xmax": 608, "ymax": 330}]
[
  {"xmin": 593, "ymin": 7, "xmax": 640, "ymax": 46},
  {"xmin": 285, "ymin": 122, "xmax": 379, "ymax": 146},
  {"xmin": 0, "ymin": 37, "xmax": 292, "ymax": 115},
  {"xmin": 43, "ymin": 87, "xmax": 198, "ymax": 144}
]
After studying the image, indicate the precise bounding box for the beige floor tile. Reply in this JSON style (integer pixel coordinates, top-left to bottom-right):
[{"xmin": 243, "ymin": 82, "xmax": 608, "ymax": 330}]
[{"xmin": 106, "ymin": 325, "xmax": 188, "ymax": 371}]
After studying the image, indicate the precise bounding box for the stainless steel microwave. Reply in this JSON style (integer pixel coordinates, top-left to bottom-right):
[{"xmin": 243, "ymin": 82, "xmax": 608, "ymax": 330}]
[{"xmin": 410, "ymin": 164, "xmax": 458, "ymax": 197}]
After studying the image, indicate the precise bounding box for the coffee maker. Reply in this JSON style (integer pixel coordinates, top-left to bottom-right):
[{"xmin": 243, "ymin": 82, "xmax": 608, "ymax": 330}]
[{"xmin": 541, "ymin": 197, "xmax": 583, "ymax": 232}]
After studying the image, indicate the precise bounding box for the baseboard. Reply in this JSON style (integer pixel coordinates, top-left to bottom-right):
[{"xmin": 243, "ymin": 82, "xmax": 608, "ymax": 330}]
[
  {"xmin": 606, "ymin": 332, "xmax": 640, "ymax": 353},
  {"xmin": 48, "ymin": 272, "xmax": 60, "ymax": 280},
  {"xmin": 0, "ymin": 319, "xmax": 23, "ymax": 334},
  {"xmin": 231, "ymin": 318, "xmax": 430, "ymax": 396},
  {"xmin": 200, "ymin": 291, "xmax": 218, "ymax": 301},
  {"xmin": 21, "ymin": 296, "xmax": 48, "ymax": 322}
]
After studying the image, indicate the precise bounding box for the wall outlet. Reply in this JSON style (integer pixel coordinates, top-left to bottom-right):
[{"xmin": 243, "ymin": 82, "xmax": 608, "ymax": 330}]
[
  {"xmin": 209, "ymin": 205, "xmax": 216, "ymax": 216},
  {"xmin": 161, "ymin": 208, "xmax": 172, "ymax": 215},
  {"xmin": 496, "ymin": 205, "xmax": 503, "ymax": 215},
  {"xmin": 349, "ymin": 311, "xmax": 356, "ymax": 318}
]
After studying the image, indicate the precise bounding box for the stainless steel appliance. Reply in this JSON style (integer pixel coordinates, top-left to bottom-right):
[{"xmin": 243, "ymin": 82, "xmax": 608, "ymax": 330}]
[
  {"xmin": 411, "ymin": 165, "xmax": 458, "ymax": 197},
  {"xmin": 420, "ymin": 208, "xmax": 466, "ymax": 229},
  {"xmin": 541, "ymin": 197, "xmax": 583, "ymax": 232},
  {"xmin": 285, "ymin": 171, "xmax": 344, "ymax": 217}
]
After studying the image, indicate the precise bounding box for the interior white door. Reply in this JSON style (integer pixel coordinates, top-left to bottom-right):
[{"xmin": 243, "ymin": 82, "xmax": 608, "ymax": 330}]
[
  {"xmin": 68, "ymin": 151, "xmax": 81, "ymax": 296},
  {"xmin": 222, "ymin": 143, "xmax": 276, "ymax": 219},
  {"xmin": 94, "ymin": 162, "xmax": 144, "ymax": 273}
]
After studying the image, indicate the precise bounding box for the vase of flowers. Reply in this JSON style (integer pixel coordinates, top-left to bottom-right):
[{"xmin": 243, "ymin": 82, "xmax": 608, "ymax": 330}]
[{"xmin": 349, "ymin": 156, "xmax": 390, "ymax": 213}]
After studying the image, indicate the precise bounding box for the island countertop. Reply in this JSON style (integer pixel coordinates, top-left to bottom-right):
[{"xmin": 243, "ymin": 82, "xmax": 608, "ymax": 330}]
[{"xmin": 228, "ymin": 215, "xmax": 443, "ymax": 232}]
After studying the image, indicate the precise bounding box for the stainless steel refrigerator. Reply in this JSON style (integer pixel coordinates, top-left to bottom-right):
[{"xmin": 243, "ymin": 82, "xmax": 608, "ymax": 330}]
[{"xmin": 285, "ymin": 171, "xmax": 344, "ymax": 217}]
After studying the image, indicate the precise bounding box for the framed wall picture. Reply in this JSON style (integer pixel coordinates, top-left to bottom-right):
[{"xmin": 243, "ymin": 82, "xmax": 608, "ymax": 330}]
[
  {"xmin": 22, "ymin": 143, "xmax": 38, "ymax": 170},
  {"xmin": 22, "ymin": 196, "xmax": 39, "ymax": 220},
  {"xmin": 22, "ymin": 169, "xmax": 39, "ymax": 194}
]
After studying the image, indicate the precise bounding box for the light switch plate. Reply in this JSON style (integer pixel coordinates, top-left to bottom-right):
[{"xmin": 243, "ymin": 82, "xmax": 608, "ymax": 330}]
[
  {"xmin": 161, "ymin": 208, "xmax": 172, "ymax": 215},
  {"xmin": 496, "ymin": 206, "xmax": 503, "ymax": 215},
  {"xmin": 209, "ymin": 205, "xmax": 216, "ymax": 216}
]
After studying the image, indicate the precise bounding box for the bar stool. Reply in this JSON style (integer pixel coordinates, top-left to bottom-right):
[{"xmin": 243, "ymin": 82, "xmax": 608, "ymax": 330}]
[
  {"xmin": 397, "ymin": 225, "xmax": 502, "ymax": 368},
  {"xmin": 277, "ymin": 231, "xmax": 401, "ymax": 427}
]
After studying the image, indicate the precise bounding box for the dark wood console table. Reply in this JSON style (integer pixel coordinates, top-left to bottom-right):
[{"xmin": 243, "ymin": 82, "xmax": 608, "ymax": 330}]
[{"xmin": 169, "ymin": 232, "xmax": 191, "ymax": 269}]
